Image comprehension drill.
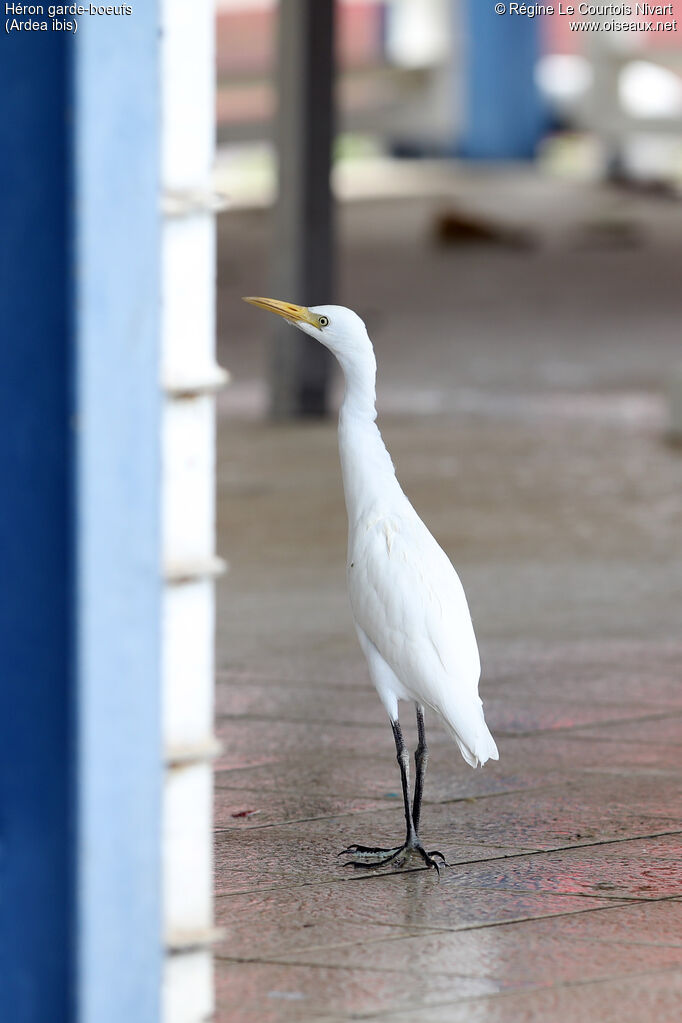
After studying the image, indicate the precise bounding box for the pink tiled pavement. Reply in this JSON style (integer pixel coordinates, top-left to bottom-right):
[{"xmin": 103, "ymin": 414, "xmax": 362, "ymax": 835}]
[{"xmin": 214, "ymin": 184, "xmax": 682, "ymax": 1021}]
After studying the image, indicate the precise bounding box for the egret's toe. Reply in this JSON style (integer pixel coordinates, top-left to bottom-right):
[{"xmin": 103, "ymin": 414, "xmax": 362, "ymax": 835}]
[{"xmin": 339, "ymin": 844, "xmax": 403, "ymax": 866}]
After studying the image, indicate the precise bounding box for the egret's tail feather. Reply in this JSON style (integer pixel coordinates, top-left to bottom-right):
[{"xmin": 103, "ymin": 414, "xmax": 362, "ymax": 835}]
[{"xmin": 449, "ymin": 722, "xmax": 499, "ymax": 769}]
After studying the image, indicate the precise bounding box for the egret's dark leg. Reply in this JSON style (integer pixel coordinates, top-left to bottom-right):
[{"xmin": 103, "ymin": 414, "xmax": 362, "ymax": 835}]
[
  {"xmin": 412, "ymin": 704, "xmax": 427, "ymax": 835},
  {"xmin": 391, "ymin": 719, "xmax": 415, "ymax": 845},
  {"xmin": 339, "ymin": 715, "xmax": 447, "ymax": 871},
  {"xmin": 411, "ymin": 706, "xmax": 447, "ymax": 866}
]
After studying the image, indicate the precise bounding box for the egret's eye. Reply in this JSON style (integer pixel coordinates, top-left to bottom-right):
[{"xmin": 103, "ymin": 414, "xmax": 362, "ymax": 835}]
[{"xmin": 318, "ymin": 315, "xmax": 329, "ymax": 328}]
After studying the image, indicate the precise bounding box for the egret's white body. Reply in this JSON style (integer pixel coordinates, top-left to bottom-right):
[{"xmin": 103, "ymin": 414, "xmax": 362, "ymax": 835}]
[
  {"xmin": 244, "ymin": 297, "xmax": 498, "ymax": 869},
  {"xmin": 339, "ymin": 372, "xmax": 497, "ymax": 769}
]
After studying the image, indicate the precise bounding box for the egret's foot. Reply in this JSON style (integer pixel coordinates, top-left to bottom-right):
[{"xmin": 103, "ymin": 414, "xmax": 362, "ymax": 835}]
[{"xmin": 339, "ymin": 841, "xmax": 448, "ymax": 873}]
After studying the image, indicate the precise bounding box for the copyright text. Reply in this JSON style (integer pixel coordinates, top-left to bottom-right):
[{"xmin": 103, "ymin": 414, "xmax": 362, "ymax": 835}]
[{"xmin": 495, "ymin": 3, "xmax": 675, "ymax": 14}]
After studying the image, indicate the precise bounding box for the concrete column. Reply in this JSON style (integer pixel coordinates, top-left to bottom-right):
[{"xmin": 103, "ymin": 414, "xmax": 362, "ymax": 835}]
[
  {"xmin": 269, "ymin": 0, "xmax": 336, "ymax": 418},
  {"xmin": 668, "ymin": 368, "xmax": 682, "ymax": 443}
]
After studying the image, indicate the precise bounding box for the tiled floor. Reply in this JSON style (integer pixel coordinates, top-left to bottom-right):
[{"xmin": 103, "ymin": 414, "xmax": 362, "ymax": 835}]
[{"xmin": 214, "ymin": 182, "xmax": 682, "ymax": 1021}]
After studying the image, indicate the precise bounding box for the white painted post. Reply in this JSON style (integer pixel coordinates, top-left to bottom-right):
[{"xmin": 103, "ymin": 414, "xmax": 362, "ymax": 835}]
[
  {"xmin": 160, "ymin": 3, "xmax": 227, "ymax": 1021},
  {"xmin": 584, "ymin": 19, "xmax": 629, "ymax": 177}
]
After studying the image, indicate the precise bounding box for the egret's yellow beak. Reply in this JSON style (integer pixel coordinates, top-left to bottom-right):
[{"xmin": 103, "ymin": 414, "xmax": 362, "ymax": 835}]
[{"xmin": 243, "ymin": 296, "xmax": 319, "ymax": 328}]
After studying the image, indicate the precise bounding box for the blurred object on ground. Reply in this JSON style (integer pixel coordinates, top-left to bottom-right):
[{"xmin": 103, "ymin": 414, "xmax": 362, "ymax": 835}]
[{"xmin": 431, "ymin": 207, "xmax": 535, "ymax": 249}]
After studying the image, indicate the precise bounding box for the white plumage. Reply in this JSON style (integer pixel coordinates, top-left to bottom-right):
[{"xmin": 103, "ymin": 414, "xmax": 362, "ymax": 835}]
[{"xmin": 244, "ymin": 297, "xmax": 498, "ymax": 870}]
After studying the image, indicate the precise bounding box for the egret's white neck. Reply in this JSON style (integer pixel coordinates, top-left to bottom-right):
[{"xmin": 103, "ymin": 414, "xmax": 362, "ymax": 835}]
[
  {"xmin": 337, "ymin": 349, "xmax": 378, "ymax": 421},
  {"xmin": 335, "ymin": 348, "xmax": 405, "ymax": 522}
]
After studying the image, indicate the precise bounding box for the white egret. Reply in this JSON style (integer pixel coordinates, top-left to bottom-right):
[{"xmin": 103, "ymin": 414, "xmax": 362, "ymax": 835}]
[{"xmin": 244, "ymin": 297, "xmax": 499, "ymax": 870}]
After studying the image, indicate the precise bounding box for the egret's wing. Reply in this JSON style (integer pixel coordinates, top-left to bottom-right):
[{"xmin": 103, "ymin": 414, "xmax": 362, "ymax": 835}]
[
  {"xmin": 349, "ymin": 513, "xmax": 480, "ymax": 707},
  {"xmin": 350, "ymin": 512, "xmax": 498, "ymax": 766}
]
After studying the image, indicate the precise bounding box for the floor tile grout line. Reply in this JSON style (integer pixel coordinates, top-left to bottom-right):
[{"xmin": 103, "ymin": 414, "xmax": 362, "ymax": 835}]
[
  {"xmin": 212, "ymin": 788, "xmax": 547, "ymax": 815},
  {"xmin": 215, "ymin": 904, "xmax": 682, "ymax": 963},
  {"xmin": 339, "ymin": 966, "xmax": 682, "ymax": 1022},
  {"xmin": 214, "ymin": 801, "xmax": 680, "ymax": 844},
  {"xmin": 383, "ymin": 893, "xmax": 682, "ymax": 939},
  {"xmin": 212, "ymin": 958, "xmax": 682, "ymax": 1010},
  {"xmin": 216, "ymin": 677, "xmax": 682, "ymax": 705},
  {"xmin": 560, "ymin": 733, "xmax": 682, "ymax": 747},
  {"xmin": 215, "ymin": 945, "xmax": 682, "ymax": 976},
  {"xmin": 214, "ymin": 829, "xmax": 682, "ymax": 900},
  {"xmin": 417, "ymin": 887, "xmax": 659, "ymax": 902},
  {"xmin": 216, "ymin": 674, "xmax": 682, "ymax": 700},
  {"xmin": 216, "ymin": 927, "xmax": 453, "ymax": 961},
  {"xmin": 215, "ymin": 895, "xmax": 682, "ymax": 964},
  {"xmin": 215, "ymin": 683, "xmax": 682, "ymax": 713},
  {"xmin": 213, "ymin": 776, "xmax": 606, "ymax": 827},
  {"xmin": 214, "ymin": 771, "xmax": 682, "ymax": 823},
  {"xmin": 214, "ymin": 707, "xmax": 681, "ymax": 736},
  {"xmin": 213, "ymin": 773, "xmax": 681, "ymax": 817}
]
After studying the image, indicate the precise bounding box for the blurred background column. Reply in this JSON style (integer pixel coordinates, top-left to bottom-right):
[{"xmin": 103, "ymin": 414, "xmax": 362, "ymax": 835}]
[
  {"xmin": 0, "ymin": 11, "xmax": 162, "ymax": 1023},
  {"xmin": 385, "ymin": 0, "xmax": 461, "ymax": 155},
  {"xmin": 269, "ymin": 0, "xmax": 336, "ymax": 418},
  {"xmin": 160, "ymin": 2, "xmax": 226, "ymax": 1021},
  {"xmin": 459, "ymin": 0, "xmax": 546, "ymax": 159}
]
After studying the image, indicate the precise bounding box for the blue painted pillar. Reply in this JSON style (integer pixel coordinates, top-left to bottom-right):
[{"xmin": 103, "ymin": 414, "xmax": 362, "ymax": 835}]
[
  {"xmin": 0, "ymin": 27, "xmax": 75, "ymax": 1023},
  {"xmin": 459, "ymin": 1, "xmax": 546, "ymax": 159},
  {"xmin": 0, "ymin": 10, "xmax": 161, "ymax": 1023}
]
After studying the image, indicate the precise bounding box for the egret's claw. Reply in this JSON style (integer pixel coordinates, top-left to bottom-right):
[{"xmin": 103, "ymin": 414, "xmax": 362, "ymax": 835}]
[{"xmin": 418, "ymin": 849, "xmax": 445, "ymax": 875}]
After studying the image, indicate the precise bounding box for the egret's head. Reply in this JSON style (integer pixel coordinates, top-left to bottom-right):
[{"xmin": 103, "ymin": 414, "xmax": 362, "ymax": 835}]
[{"xmin": 243, "ymin": 297, "xmax": 373, "ymax": 366}]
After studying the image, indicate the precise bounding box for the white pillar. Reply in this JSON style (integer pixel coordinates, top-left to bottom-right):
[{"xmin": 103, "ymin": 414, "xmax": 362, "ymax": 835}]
[{"xmin": 160, "ymin": 3, "xmax": 227, "ymax": 1021}]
